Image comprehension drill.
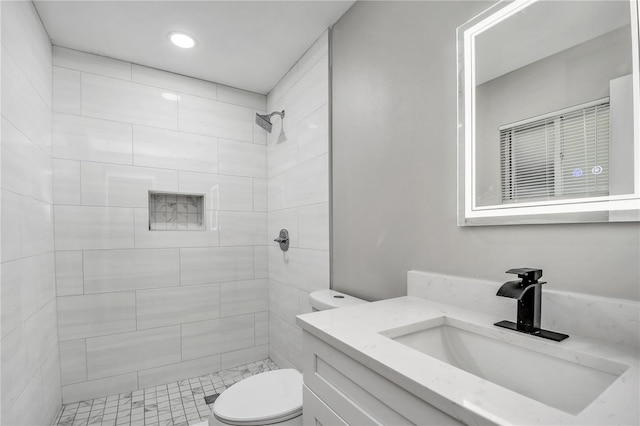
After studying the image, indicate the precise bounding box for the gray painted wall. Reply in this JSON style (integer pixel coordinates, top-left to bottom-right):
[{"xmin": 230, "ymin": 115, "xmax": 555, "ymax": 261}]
[{"xmin": 331, "ymin": 1, "xmax": 640, "ymax": 302}]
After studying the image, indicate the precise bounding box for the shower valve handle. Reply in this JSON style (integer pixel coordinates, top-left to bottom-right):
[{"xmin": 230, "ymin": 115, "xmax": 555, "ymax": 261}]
[{"xmin": 274, "ymin": 229, "xmax": 290, "ymax": 251}]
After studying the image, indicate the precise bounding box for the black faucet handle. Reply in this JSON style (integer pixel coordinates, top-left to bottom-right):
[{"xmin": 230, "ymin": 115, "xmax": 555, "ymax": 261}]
[{"xmin": 506, "ymin": 268, "xmax": 543, "ymax": 284}]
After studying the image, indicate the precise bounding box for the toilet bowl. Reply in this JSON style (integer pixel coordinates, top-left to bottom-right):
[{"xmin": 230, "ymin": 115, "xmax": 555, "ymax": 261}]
[
  {"xmin": 210, "ymin": 369, "xmax": 303, "ymax": 426},
  {"xmin": 209, "ymin": 290, "xmax": 367, "ymax": 426}
]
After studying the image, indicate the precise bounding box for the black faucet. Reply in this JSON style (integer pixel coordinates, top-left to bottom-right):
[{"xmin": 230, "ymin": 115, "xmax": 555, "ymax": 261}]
[{"xmin": 494, "ymin": 268, "xmax": 568, "ymax": 342}]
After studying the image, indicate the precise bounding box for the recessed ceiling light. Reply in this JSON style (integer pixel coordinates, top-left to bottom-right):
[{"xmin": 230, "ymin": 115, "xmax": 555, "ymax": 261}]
[
  {"xmin": 169, "ymin": 32, "xmax": 196, "ymax": 49},
  {"xmin": 162, "ymin": 92, "xmax": 178, "ymax": 101}
]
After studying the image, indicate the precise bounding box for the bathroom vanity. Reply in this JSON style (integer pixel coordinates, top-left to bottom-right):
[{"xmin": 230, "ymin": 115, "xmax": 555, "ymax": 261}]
[
  {"xmin": 296, "ymin": 272, "xmax": 639, "ymax": 425},
  {"xmin": 299, "ymin": 323, "xmax": 463, "ymax": 426}
]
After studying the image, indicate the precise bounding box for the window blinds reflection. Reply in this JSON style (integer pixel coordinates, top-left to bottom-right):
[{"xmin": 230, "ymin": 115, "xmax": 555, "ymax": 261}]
[{"xmin": 500, "ymin": 99, "xmax": 610, "ymax": 203}]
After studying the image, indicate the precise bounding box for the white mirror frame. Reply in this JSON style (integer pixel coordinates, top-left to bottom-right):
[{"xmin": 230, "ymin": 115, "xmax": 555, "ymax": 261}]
[{"xmin": 457, "ymin": 0, "xmax": 640, "ymax": 226}]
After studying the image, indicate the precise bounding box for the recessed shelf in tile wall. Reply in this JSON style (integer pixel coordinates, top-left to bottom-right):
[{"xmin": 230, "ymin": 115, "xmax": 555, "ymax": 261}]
[{"xmin": 149, "ymin": 192, "xmax": 205, "ymax": 231}]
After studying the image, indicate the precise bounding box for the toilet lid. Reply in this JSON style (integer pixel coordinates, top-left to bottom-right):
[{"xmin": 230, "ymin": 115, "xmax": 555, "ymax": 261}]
[{"xmin": 213, "ymin": 369, "xmax": 302, "ymax": 425}]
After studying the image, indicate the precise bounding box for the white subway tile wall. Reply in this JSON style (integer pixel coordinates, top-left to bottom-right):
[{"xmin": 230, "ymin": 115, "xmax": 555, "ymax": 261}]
[
  {"xmin": 266, "ymin": 31, "xmax": 331, "ymax": 369},
  {"xmin": 53, "ymin": 113, "xmax": 133, "ymax": 164},
  {"xmin": 133, "ymin": 127, "xmax": 218, "ymax": 173},
  {"xmin": 52, "ymin": 47, "xmax": 270, "ymax": 402},
  {"xmin": 1, "ymin": 2, "xmax": 61, "ymax": 425},
  {"xmin": 181, "ymin": 314, "xmax": 256, "ymax": 361},
  {"xmin": 3, "ymin": 6, "xmax": 330, "ymax": 419}
]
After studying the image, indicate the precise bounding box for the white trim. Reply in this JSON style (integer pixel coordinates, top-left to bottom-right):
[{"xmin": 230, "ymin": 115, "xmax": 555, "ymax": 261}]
[{"xmin": 466, "ymin": 198, "xmax": 640, "ymax": 218}]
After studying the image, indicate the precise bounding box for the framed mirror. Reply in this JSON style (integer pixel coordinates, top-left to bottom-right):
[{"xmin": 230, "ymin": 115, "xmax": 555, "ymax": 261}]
[{"xmin": 457, "ymin": 0, "xmax": 640, "ymax": 225}]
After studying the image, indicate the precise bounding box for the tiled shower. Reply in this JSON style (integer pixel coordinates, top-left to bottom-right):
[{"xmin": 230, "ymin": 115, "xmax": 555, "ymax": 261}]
[
  {"xmin": 52, "ymin": 45, "xmax": 270, "ymax": 402},
  {"xmin": 1, "ymin": 1, "xmax": 330, "ymax": 424}
]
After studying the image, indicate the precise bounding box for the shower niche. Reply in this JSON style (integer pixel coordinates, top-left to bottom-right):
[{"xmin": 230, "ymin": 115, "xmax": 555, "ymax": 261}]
[{"xmin": 148, "ymin": 191, "xmax": 205, "ymax": 230}]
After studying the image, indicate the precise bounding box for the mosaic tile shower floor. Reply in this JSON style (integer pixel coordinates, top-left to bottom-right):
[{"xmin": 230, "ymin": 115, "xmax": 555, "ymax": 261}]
[{"xmin": 53, "ymin": 359, "xmax": 279, "ymax": 426}]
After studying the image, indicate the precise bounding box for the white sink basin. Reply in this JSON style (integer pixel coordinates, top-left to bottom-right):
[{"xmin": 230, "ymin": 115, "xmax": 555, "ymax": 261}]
[{"xmin": 380, "ymin": 316, "xmax": 629, "ymax": 415}]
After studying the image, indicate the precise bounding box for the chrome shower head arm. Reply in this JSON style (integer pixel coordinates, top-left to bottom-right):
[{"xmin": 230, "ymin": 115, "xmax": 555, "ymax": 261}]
[{"xmin": 267, "ymin": 110, "xmax": 285, "ymax": 119}]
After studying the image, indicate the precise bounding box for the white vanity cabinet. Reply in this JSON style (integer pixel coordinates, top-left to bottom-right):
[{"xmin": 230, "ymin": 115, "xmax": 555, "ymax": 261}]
[{"xmin": 301, "ymin": 331, "xmax": 464, "ymax": 426}]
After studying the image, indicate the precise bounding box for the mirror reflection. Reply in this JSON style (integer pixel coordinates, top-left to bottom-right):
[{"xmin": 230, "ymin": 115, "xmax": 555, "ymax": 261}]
[{"xmin": 459, "ymin": 0, "xmax": 640, "ymax": 224}]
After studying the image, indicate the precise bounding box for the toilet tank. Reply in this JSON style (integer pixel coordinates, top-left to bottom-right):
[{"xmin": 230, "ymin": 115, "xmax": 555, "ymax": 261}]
[{"xmin": 309, "ymin": 289, "xmax": 367, "ymax": 311}]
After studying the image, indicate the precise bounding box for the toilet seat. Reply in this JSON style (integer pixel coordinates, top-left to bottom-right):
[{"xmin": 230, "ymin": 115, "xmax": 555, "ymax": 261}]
[{"xmin": 213, "ymin": 369, "xmax": 303, "ymax": 425}]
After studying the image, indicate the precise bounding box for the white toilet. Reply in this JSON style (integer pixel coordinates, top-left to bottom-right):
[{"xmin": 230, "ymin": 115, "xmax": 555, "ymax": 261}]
[{"xmin": 209, "ymin": 289, "xmax": 367, "ymax": 426}]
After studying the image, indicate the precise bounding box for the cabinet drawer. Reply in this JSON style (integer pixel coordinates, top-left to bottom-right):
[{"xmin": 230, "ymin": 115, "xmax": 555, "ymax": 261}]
[
  {"xmin": 303, "ymin": 385, "xmax": 348, "ymax": 426},
  {"xmin": 303, "ymin": 332, "xmax": 463, "ymax": 426}
]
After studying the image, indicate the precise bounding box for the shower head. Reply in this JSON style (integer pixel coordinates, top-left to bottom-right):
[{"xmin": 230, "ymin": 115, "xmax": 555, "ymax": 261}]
[{"xmin": 255, "ymin": 110, "xmax": 285, "ymax": 133}]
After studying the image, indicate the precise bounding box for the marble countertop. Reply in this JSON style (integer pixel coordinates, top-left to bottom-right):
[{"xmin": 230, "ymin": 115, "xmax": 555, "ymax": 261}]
[{"xmin": 296, "ymin": 296, "xmax": 639, "ymax": 425}]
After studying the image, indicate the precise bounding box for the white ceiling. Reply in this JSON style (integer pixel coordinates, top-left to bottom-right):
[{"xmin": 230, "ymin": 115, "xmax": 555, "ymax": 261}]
[{"xmin": 34, "ymin": 1, "xmax": 355, "ymax": 95}]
